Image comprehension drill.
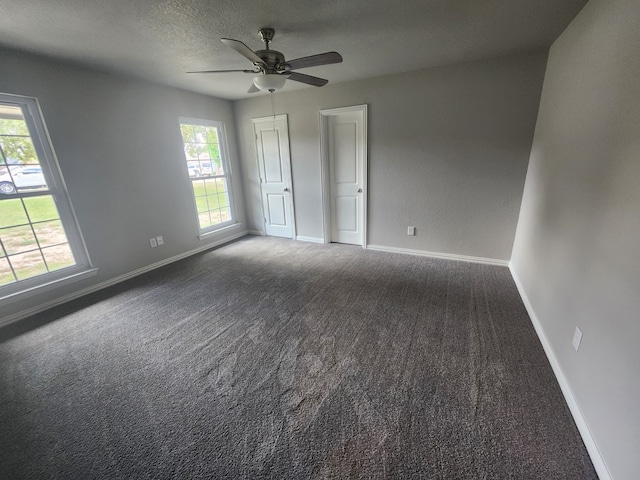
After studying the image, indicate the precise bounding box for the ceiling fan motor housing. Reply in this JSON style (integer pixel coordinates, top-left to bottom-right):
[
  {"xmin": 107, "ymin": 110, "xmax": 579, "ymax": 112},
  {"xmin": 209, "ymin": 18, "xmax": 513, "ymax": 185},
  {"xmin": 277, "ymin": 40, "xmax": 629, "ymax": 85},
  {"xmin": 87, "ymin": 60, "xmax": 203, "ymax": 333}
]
[{"xmin": 254, "ymin": 50, "xmax": 287, "ymax": 73}]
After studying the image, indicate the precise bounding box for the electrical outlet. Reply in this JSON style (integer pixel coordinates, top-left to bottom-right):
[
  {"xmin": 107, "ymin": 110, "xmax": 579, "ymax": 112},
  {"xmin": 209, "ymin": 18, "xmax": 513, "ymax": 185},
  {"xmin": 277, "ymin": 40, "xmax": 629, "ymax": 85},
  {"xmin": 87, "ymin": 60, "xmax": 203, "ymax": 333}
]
[
  {"xmin": 407, "ymin": 226, "xmax": 415, "ymax": 236},
  {"xmin": 156, "ymin": 235, "xmax": 164, "ymax": 246},
  {"xmin": 149, "ymin": 237, "xmax": 157, "ymax": 248},
  {"xmin": 572, "ymin": 326, "xmax": 583, "ymax": 351}
]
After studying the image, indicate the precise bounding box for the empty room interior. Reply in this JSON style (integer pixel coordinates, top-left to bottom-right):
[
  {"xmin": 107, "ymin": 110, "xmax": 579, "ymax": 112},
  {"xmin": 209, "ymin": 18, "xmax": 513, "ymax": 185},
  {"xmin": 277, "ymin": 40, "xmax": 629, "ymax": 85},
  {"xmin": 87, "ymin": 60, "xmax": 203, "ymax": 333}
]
[{"xmin": 0, "ymin": 0, "xmax": 638, "ymax": 478}]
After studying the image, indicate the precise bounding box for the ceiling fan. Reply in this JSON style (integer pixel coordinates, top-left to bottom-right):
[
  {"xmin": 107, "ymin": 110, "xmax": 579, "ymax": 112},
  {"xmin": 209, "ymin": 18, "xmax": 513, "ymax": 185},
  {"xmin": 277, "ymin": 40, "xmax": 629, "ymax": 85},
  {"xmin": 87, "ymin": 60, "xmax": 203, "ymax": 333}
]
[{"xmin": 188, "ymin": 28, "xmax": 343, "ymax": 93}]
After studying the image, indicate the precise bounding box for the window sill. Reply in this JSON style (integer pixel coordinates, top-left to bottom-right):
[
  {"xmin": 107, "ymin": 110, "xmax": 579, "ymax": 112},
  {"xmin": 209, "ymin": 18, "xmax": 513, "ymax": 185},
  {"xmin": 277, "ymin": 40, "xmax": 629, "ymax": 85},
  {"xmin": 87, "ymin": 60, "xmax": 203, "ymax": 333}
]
[
  {"xmin": 0, "ymin": 267, "xmax": 99, "ymax": 307},
  {"xmin": 197, "ymin": 222, "xmax": 241, "ymax": 240}
]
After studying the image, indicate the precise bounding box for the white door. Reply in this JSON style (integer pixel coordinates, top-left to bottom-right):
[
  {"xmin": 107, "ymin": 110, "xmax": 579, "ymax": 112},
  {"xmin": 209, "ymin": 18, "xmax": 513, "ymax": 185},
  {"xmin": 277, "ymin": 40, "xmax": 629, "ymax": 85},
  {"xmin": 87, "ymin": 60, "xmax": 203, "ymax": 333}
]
[
  {"xmin": 322, "ymin": 106, "xmax": 367, "ymax": 245},
  {"xmin": 253, "ymin": 115, "xmax": 295, "ymax": 238}
]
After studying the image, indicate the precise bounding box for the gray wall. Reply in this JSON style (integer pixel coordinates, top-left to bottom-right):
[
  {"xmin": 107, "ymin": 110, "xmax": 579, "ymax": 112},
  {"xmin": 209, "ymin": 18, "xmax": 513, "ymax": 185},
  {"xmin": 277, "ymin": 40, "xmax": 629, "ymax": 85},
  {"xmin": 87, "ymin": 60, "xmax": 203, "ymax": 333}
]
[
  {"xmin": 234, "ymin": 51, "xmax": 548, "ymax": 260},
  {"xmin": 510, "ymin": 0, "xmax": 640, "ymax": 478},
  {"xmin": 0, "ymin": 47, "xmax": 247, "ymax": 321}
]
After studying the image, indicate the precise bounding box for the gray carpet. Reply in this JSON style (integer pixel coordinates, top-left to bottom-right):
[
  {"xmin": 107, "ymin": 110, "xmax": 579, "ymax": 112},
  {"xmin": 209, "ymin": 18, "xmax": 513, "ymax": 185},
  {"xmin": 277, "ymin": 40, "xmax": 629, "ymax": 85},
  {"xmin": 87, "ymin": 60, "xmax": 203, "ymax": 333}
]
[{"xmin": 0, "ymin": 236, "xmax": 597, "ymax": 479}]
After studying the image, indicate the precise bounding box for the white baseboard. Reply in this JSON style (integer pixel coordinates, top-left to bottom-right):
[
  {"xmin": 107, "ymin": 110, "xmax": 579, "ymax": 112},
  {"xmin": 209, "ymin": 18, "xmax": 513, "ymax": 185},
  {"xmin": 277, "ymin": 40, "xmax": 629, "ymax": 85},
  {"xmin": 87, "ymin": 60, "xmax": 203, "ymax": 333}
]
[
  {"xmin": 509, "ymin": 265, "xmax": 611, "ymax": 480},
  {"xmin": 366, "ymin": 244, "xmax": 509, "ymax": 266},
  {"xmin": 1, "ymin": 230, "xmax": 249, "ymax": 328},
  {"xmin": 247, "ymin": 230, "xmax": 264, "ymax": 236},
  {"xmin": 296, "ymin": 235, "xmax": 325, "ymax": 244}
]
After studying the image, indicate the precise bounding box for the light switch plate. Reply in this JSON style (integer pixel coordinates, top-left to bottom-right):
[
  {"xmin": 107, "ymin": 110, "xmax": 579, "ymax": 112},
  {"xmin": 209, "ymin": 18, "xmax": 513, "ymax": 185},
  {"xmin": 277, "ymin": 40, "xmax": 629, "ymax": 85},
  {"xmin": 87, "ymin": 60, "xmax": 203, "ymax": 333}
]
[
  {"xmin": 156, "ymin": 236, "xmax": 164, "ymax": 246},
  {"xmin": 149, "ymin": 238, "xmax": 157, "ymax": 248}
]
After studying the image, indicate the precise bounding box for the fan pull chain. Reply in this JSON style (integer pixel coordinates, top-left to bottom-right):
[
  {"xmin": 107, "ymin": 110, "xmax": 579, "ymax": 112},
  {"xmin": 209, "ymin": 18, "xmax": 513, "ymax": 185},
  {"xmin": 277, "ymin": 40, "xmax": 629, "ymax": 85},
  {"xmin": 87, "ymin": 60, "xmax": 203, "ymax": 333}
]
[{"xmin": 271, "ymin": 92, "xmax": 277, "ymax": 129}]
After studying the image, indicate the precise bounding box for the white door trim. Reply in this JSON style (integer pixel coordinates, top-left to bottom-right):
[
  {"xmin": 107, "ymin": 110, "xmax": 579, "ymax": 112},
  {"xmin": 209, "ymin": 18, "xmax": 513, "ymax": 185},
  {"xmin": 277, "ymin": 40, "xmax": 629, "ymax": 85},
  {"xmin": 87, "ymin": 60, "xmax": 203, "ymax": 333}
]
[
  {"xmin": 252, "ymin": 114, "xmax": 296, "ymax": 239},
  {"xmin": 319, "ymin": 104, "xmax": 368, "ymax": 247}
]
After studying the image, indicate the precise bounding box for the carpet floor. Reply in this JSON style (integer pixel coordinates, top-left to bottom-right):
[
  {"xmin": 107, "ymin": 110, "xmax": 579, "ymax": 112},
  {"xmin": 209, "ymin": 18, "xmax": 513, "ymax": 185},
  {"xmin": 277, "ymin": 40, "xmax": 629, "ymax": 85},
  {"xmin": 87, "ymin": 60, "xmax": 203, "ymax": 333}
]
[{"xmin": 0, "ymin": 236, "xmax": 597, "ymax": 479}]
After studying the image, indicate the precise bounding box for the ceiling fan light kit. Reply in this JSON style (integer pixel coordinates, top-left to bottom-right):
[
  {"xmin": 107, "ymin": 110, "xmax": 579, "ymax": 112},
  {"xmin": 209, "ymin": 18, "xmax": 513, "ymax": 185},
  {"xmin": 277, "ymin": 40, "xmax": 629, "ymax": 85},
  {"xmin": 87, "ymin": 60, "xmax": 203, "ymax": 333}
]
[
  {"xmin": 188, "ymin": 28, "xmax": 342, "ymax": 94},
  {"xmin": 253, "ymin": 73, "xmax": 287, "ymax": 92}
]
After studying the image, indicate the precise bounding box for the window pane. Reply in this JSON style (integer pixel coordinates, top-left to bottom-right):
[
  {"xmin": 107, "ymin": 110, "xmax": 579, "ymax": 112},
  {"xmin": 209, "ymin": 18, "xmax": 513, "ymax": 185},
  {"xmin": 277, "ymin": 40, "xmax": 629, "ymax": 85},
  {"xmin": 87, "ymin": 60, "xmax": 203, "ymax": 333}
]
[
  {"xmin": 23, "ymin": 195, "xmax": 59, "ymax": 222},
  {"xmin": 193, "ymin": 125, "xmax": 207, "ymax": 138},
  {"xmin": 0, "ymin": 113, "xmax": 29, "ymax": 134},
  {"xmin": 198, "ymin": 212, "xmax": 212, "ymax": 228},
  {"xmin": 13, "ymin": 165, "xmax": 48, "ymax": 193},
  {"xmin": 0, "ymin": 198, "xmax": 28, "ymax": 228},
  {"xmin": 0, "ymin": 108, "xmax": 43, "ymax": 198},
  {"xmin": 204, "ymin": 178, "xmax": 218, "ymax": 195},
  {"xmin": 195, "ymin": 196, "xmax": 209, "ymax": 214},
  {"xmin": 206, "ymin": 128, "xmax": 218, "ymax": 144},
  {"xmin": 198, "ymin": 160, "xmax": 212, "ymax": 176},
  {"xmin": 0, "ymin": 166, "xmax": 49, "ymax": 195},
  {"xmin": 0, "ymin": 111, "xmax": 48, "ymax": 194},
  {"xmin": 211, "ymin": 158, "xmax": 222, "ymax": 175},
  {"xmin": 180, "ymin": 124, "xmax": 196, "ymax": 143},
  {"xmin": 220, "ymin": 208, "xmax": 231, "ymax": 223},
  {"xmin": 0, "ymin": 257, "xmax": 15, "ymax": 286},
  {"xmin": 218, "ymin": 192, "xmax": 230, "ymax": 208},
  {"xmin": 191, "ymin": 179, "xmax": 205, "ymax": 196},
  {"xmin": 196, "ymin": 145, "xmax": 211, "ymax": 160},
  {"xmin": 1, "ymin": 225, "xmax": 38, "ymax": 255},
  {"xmin": 210, "ymin": 210, "xmax": 224, "ymax": 225},
  {"xmin": 42, "ymin": 243, "xmax": 75, "ymax": 271},
  {"xmin": 33, "ymin": 219, "xmax": 66, "ymax": 247},
  {"xmin": 10, "ymin": 250, "xmax": 47, "ymax": 280},
  {"xmin": 0, "ymin": 136, "xmax": 39, "ymax": 166},
  {"xmin": 214, "ymin": 194, "xmax": 223, "ymax": 209}
]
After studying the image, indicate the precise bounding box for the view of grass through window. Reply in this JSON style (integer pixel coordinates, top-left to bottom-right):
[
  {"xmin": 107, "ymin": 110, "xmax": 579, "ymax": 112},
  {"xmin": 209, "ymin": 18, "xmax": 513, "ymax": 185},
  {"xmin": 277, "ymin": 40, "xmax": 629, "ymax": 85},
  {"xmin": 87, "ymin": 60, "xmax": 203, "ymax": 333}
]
[
  {"xmin": 179, "ymin": 121, "xmax": 233, "ymax": 231},
  {"xmin": 0, "ymin": 105, "xmax": 75, "ymax": 287}
]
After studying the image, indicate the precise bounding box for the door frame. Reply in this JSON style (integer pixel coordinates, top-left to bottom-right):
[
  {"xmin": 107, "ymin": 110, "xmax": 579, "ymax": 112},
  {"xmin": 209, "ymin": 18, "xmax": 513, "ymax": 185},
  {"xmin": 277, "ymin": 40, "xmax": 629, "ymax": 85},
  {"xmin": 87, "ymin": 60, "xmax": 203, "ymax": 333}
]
[
  {"xmin": 319, "ymin": 104, "xmax": 368, "ymax": 247},
  {"xmin": 252, "ymin": 114, "xmax": 296, "ymax": 239}
]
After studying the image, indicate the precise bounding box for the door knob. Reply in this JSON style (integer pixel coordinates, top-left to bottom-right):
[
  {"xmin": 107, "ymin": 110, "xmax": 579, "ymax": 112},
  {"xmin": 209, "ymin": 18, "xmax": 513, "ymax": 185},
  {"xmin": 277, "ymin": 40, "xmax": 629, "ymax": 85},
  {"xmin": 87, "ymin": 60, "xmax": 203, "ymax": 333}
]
[
  {"xmin": 357, "ymin": 188, "xmax": 363, "ymax": 193},
  {"xmin": 284, "ymin": 187, "xmax": 289, "ymax": 192}
]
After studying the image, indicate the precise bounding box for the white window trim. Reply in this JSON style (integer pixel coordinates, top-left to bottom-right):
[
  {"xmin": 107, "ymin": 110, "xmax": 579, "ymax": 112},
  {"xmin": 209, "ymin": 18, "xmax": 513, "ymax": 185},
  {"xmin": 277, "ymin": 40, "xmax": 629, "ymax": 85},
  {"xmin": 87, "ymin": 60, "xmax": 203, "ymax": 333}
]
[
  {"xmin": 197, "ymin": 222, "xmax": 241, "ymax": 240},
  {"xmin": 0, "ymin": 267, "xmax": 98, "ymax": 305},
  {"xmin": 0, "ymin": 93, "xmax": 95, "ymax": 305},
  {"xmin": 178, "ymin": 117, "xmax": 238, "ymax": 235}
]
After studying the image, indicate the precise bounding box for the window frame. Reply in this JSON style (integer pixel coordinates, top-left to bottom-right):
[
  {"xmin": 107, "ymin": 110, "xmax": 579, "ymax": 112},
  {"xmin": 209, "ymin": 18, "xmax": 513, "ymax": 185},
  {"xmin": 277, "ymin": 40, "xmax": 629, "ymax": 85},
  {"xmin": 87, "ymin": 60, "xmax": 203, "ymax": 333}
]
[
  {"xmin": 0, "ymin": 93, "xmax": 95, "ymax": 305},
  {"xmin": 178, "ymin": 117, "xmax": 238, "ymax": 236}
]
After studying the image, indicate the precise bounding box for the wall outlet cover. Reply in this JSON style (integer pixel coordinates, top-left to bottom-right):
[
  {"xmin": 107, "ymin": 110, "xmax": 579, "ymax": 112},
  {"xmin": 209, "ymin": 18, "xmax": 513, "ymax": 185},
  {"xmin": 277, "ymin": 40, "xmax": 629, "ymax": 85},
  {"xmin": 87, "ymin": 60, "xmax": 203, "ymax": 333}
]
[
  {"xmin": 407, "ymin": 226, "xmax": 416, "ymax": 236},
  {"xmin": 572, "ymin": 326, "xmax": 583, "ymax": 351},
  {"xmin": 156, "ymin": 236, "xmax": 164, "ymax": 246},
  {"xmin": 149, "ymin": 238, "xmax": 158, "ymax": 248}
]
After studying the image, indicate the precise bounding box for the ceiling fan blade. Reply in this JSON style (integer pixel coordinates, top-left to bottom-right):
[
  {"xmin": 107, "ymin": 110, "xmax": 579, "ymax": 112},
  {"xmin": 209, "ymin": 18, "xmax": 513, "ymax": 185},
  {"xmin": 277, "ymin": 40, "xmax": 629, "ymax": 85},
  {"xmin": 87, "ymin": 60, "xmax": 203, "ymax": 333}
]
[
  {"xmin": 286, "ymin": 72, "xmax": 329, "ymax": 87},
  {"xmin": 247, "ymin": 83, "xmax": 260, "ymax": 94},
  {"xmin": 286, "ymin": 52, "xmax": 343, "ymax": 71},
  {"xmin": 221, "ymin": 38, "xmax": 266, "ymax": 66},
  {"xmin": 187, "ymin": 69, "xmax": 257, "ymax": 74}
]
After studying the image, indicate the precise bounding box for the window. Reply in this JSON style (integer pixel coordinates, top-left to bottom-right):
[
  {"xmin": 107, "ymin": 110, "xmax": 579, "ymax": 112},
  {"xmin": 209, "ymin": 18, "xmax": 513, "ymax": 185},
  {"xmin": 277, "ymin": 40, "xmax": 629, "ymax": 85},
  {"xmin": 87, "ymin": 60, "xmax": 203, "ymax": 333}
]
[
  {"xmin": 0, "ymin": 94, "xmax": 93, "ymax": 303},
  {"xmin": 179, "ymin": 118, "xmax": 236, "ymax": 233}
]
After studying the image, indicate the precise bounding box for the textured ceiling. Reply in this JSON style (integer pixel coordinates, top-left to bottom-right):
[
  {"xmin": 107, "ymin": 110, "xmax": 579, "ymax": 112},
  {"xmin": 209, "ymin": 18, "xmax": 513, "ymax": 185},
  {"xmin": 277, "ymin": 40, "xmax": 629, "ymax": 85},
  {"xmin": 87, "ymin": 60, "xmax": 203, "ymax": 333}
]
[{"xmin": 0, "ymin": 0, "xmax": 588, "ymax": 100}]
